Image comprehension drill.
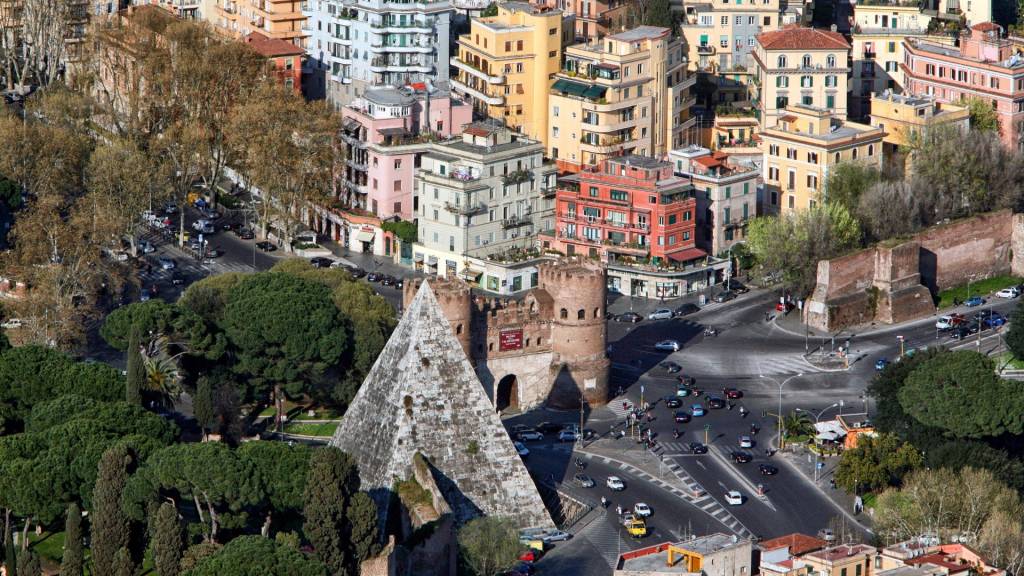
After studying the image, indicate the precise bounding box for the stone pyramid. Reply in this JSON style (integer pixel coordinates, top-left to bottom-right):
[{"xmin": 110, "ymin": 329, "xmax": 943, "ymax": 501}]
[{"xmin": 330, "ymin": 281, "xmax": 554, "ymax": 530}]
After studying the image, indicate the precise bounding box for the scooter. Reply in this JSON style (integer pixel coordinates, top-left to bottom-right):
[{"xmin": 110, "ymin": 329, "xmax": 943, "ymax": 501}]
[{"xmin": 672, "ymin": 429, "xmax": 680, "ymax": 439}]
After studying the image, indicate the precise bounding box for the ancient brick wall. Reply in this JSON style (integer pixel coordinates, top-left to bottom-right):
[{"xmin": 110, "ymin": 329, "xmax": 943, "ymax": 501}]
[{"xmin": 806, "ymin": 210, "xmax": 1020, "ymax": 331}]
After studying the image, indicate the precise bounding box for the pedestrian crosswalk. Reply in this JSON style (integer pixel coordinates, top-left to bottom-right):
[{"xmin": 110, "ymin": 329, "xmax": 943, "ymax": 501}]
[{"xmin": 675, "ymin": 350, "xmax": 821, "ymax": 377}]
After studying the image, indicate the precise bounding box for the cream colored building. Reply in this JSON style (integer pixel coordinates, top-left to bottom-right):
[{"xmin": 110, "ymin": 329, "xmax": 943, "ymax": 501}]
[
  {"xmin": 938, "ymin": 0, "xmax": 991, "ymax": 27},
  {"xmin": 752, "ymin": 27, "xmax": 851, "ymax": 129},
  {"xmin": 680, "ymin": 0, "xmax": 783, "ymax": 73},
  {"xmin": 868, "ymin": 91, "xmax": 968, "ymax": 174},
  {"xmin": 761, "ymin": 104, "xmax": 885, "ymax": 213},
  {"xmin": 450, "ymin": 2, "xmax": 573, "ymax": 142},
  {"xmin": 546, "ymin": 26, "xmax": 696, "ymax": 172},
  {"xmin": 850, "ymin": 3, "xmax": 938, "ymax": 119}
]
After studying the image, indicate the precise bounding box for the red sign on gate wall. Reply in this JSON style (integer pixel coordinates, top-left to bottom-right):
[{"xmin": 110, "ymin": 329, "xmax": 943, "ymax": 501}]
[{"xmin": 499, "ymin": 329, "xmax": 523, "ymax": 351}]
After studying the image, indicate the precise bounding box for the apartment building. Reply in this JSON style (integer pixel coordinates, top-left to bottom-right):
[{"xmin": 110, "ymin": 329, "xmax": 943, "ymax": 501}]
[
  {"xmin": 751, "ymin": 26, "xmax": 851, "ymax": 128},
  {"xmin": 868, "ymin": 91, "xmax": 968, "ymax": 173},
  {"xmin": 243, "ymin": 31, "xmax": 304, "ymax": 93},
  {"xmin": 542, "ymin": 0, "xmax": 630, "ymax": 42},
  {"xmin": 680, "ymin": 0, "xmax": 782, "ymax": 73},
  {"xmin": 546, "ymin": 25, "xmax": 696, "ymax": 172},
  {"xmin": 671, "ymin": 146, "xmax": 759, "ymax": 256},
  {"xmin": 902, "ymin": 22, "xmax": 1024, "ymax": 149},
  {"xmin": 413, "ymin": 120, "xmax": 557, "ymax": 281},
  {"xmin": 212, "ymin": 0, "xmax": 306, "ymax": 45},
  {"xmin": 338, "ymin": 85, "xmax": 472, "ymax": 217},
  {"xmin": 450, "ymin": 2, "xmax": 573, "ymax": 141},
  {"xmin": 849, "ymin": 2, "xmax": 937, "ymax": 119},
  {"xmin": 936, "ymin": 0, "xmax": 991, "ymax": 27},
  {"xmin": 760, "ymin": 104, "xmax": 885, "ymax": 213},
  {"xmin": 802, "ymin": 544, "xmax": 878, "ymax": 576}
]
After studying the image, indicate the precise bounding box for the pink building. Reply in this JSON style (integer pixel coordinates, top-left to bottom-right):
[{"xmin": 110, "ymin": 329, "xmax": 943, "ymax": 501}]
[
  {"xmin": 339, "ymin": 85, "xmax": 473, "ymax": 221},
  {"xmin": 902, "ymin": 22, "xmax": 1024, "ymax": 149}
]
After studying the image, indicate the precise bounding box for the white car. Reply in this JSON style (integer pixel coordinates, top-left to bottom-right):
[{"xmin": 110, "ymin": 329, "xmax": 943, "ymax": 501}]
[
  {"xmin": 621, "ymin": 512, "xmax": 636, "ymax": 526},
  {"xmin": 541, "ymin": 530, "xmax": 571, "ymax": 543},
  {"xmin": 1, "ymin": 318, "xmax": 24, "ymax": 329},
  {"xmin": 648, "ymin": 308, "xmax": 674, "ymax": 320},
  {"xmin": 997, "ymin": 287, "xmax": 1020, "ymax": 298},
  {"xmin": 655, "ymin": 340, "xmax": 681, "ymax": 352},
  {"xmin": 514, "ymin": 441, "xmax": 529, "ymax": 457},
  {"xmin": 935, "ymin": 315, "xmax": 957, "ymax": 330},
  {"xmin": 192, "ymin": 219, "xmax": 211, "ymax": 232},
  {"xmin": 558, "ymin": 430, "xmax": 578, "ymax": 442},
  {"xmin": 138, "ymin": 240, "xmax": 155, "ymax": 254},
  {"xmin": 517, "ymin": 430, "xmax": 543, "ymax": 442},
  {"xmin": 633, "ymin": 503, "xmax": 652, "ymax": 517},
  {"xmin": 724, "ymin": 490, "xmax": 743, "ymax": 506},
  {"xmin": 606, "ymin": 476, "xmax": 625, "ymax": 491},
  {"xmin": 738, "ymin": 435, "xmax": 753, "ymax": 448}
]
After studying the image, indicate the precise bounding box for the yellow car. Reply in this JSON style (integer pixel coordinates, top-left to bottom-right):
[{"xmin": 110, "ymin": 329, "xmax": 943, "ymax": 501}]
[{"xmin": 625, "ymin": 519, "xmax": 647, "ymax": 538}]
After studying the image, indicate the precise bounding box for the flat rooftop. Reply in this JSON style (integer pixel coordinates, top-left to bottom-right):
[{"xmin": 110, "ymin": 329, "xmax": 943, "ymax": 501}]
[
  {"xmin": 609, "ymin": 25, "xmax": 670, "ymax": 41},
  {"xmin": 618, "ymin": 534, "xmax": 749, "ymax": 573}
]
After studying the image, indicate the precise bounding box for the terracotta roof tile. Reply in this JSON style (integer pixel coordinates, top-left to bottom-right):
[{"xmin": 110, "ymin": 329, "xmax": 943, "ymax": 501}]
[
  {"xmin": 971, "ymin": 22, "xmax": 1000, "ymax": 32},
  {"xmin": 760, "ymin": 534, "xmax": 829, "ymax": 556},
  {"xmin": 756, "ymin": 26, "xmax": 850, "ymax": 51},
  {"xmin": 243, "ymin": 32, "xmax": 304, "ymax": 57}
]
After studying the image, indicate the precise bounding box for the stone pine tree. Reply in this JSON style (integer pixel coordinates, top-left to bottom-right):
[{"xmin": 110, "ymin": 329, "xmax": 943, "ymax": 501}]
[
  {"xmin": 193, "ymin": 377, "xmax": 215, "ymax": 440},
  {"xmin": 60, "ymin": 503, "xmax": 84, "ymax": 576},
  {"xmin": 91, "ymin": 446, "xmax": 133, "ymax": 576},
  {"xmin": 125, "ymin": 326, "xmax": 145, "ymax": 405},
  {"xmin": 152, "ymin": 502, "xmax": 183, "ymax": 576},
  {"xmin": 112, "ymin": 547, "xmax": 134, "ymax": 576},
  {"xmin": 303, "ymin": 447, "xmax": 358, "ymax": 576}
]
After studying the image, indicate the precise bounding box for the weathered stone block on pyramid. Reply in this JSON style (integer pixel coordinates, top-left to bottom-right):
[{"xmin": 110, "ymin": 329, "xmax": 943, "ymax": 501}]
[{"xmin": 330, "ymin": 281, "xmax": 555, "ymax": 530}]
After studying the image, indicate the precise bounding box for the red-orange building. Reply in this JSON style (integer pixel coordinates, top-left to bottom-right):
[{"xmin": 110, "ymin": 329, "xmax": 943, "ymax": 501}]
[
  {"xmin": 244, "ymin": 31, "xmax": 303, "ymax": 95},
  {"xmin": 549, "ymin": 155, "xmax": 699, "ymax": 265}
]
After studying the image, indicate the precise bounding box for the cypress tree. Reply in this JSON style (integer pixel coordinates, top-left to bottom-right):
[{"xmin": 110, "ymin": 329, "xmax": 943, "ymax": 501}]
[
  {"xmin": 91, "ymin": 446, "xmax": 132, "ymax": 576},
  {"xmin": 3, "ymin": 518, "xmax": 16, "ymax": 576},
  {"xmin": 60, "ymin": 503, "xmax": 83, "ymax": 576},
  {"xmin": 125, "ymin": 326, "xmax": 144, "ymax": 405},
  {"xmin": 16, "ymin": 550, "xmax": 39, "ymax": 576},
  {"xmin": 152, "ymin": 503, "xmax": 183, "ymax": 576},
  {"xmin": 193, "ymin": 377, "xmax": 215, "ymax": 440},
  {"xmin": 303, "ymin": 447, "xmax": 357, "ymax": 576},
  {"xmin": 112, "ymin": 546, "xmax": 134, "ymax": 576}
]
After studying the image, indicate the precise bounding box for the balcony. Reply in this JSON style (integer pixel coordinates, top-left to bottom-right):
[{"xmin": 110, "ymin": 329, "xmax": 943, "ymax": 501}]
[
  {"xmin": 444, "ymin": 201, "xmax": 487, "ymax": 215},
  {"xmin": 346, "ymin": 158, "xmax": 368, "ymax": 171},
  {"xmin": 502, "ymin": 214, "xmax": 532, "ymax": 228},
  {"xmin": 450, "ymin": 78, "xmax": 504, "ymax": 106},
  {"xmin": 863, "ymin": 51, "xmax": 876, "ymax": 59},
  {"xmin": 369, "ymin": 43, "xmax": 434, "ymax": 54},
  {"xmin": 370, "ymin": 19, "xmax": 432, "ymax": 32},
  {"xmin": 450, "ymin": 57, "xmax": 504, "ymax": 84},
  {"xmin": 697, "ymin": 45, "xmax": 716, "ymax": 55}
]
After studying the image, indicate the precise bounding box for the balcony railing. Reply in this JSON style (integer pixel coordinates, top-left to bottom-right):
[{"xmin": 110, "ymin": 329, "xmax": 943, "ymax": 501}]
[
  {"xmin": 697, "ymin": 45, "xmax": 716, "ymax": 55},
  {"xmin": 502, "ymin": 214, "xmax": 532, "ymax": 228},
  {"xmin": 443, "ymin": 201, "xmax": 486, "ymax": 215}
]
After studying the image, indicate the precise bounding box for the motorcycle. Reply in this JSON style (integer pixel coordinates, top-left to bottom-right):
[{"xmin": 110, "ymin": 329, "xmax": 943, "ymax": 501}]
[
  {"xmin": 672, "ymin": 429, "xmax": 680, "ymax": 439},
  {"xmin": 574, "ymin": 458, "xmax": 586, "ymax": 469},
  {"xmin": 703, "ymin": 327, "xmax": 717, "ymax": 337}
]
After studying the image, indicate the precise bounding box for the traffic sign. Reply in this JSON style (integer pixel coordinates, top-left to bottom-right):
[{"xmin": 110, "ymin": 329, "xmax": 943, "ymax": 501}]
[{"xmin": 704, "ymin": 424, "xmax": 711, "ymax": 431}]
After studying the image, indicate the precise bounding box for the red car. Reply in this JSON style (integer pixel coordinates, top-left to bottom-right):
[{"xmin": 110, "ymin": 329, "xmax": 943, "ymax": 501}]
[
  {"xmin": 724, "ymin": 388, "xmax": 743, "ymax": 399},
  {"xmin": 518, "ymin": 550, "xmax": 542, "ymax": 563}
]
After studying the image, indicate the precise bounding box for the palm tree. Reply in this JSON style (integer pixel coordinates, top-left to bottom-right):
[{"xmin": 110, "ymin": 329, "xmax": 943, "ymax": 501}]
[
  {"xmin": 779, "ymin": 411, "xmax": 813, "ymax": 438},
  {"xmin": 140, "ymin": 335, "xmax": 184, "ymax": 408}
]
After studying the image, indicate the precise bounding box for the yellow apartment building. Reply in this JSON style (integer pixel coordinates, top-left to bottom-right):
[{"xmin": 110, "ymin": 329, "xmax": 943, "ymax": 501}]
[
  {"xmin": 760, "ymin": 104, "xmax": 885, "ymax": 213},
  {"xmin": 546, "ymin": 25, "xmax": 696, "ymax": 171},
  {"xmin": 752, "ymin": 26, "xmax": 851, "ymax": 128},
  {"xmin": 849, "ymin": 2, "xmax": 940, "ymax": 119},
  {"xmin": 868, "ymin": 91, "xmax": 968, "ymax": 174},
  {"xmin": 212, "ymin": 0, "xmax": 306, "ymax": 44},
  {"xmin": 680, "ymin": 0, "xmax": 783, "ymax": 73},
  {"xmin": 802, "ymin": 544, "xmax": 879, "ymax": 576},
  {"xmin": 450, "ymin": 2, "xmax": 574, "ymax": 142}
]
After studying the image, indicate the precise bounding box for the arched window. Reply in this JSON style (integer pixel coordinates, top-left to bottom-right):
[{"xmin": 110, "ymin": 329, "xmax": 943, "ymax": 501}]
[
  {"xmin": 560, "ymin": 308, "xmax": 568, "ymax": 319},
  {"xmin": 834, "ymin": 152, "xmax": 841, "ymax": 163},
  {"xmin": 488, "ymin": 342, "xmax": 494, "ymax": 352},
  {"xmin": 867, "ymin": 144, "xmax": 874, "ymax": 156},
  {"xmin": 456, "ymin": 323, "xmax": 463, "ymax": 335},
  {"xmin": 577, "ymin": 309, "xmax": 586, "ymax": 320},
  {"xmin": 852, "ymin": 148, "xmax": 859, "ymax": 160},
  {"xmin": 801, "ymin": 54, "xmax": 812, "ymax": 68},
  {"xmin": 777, "ymin": 55, "xmax": 787, "ymax": 68},
  {"xmin": 826, "ymin": 54, "xmax": 836, "ymax": 68},
  {"xmin": 593, "ymin": 307, "xmax": 600, "ymax": 318},
  {"xmin": 537, "ymin": 337, "xmax": 543, "ymax": 346}
]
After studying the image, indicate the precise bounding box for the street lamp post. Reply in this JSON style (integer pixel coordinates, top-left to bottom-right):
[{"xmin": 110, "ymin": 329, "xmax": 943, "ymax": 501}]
[
  {"xmin": 796, "ymin": 403, "xmax": 841, "ymax": 483},
  {"xmin": 761, "ymin": 373, "xmax": 803, "ymax": 451}
]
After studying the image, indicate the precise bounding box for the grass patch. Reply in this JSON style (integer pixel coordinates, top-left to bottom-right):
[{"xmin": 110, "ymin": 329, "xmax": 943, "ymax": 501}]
[
  {"xmin": 937, "ymin": 275, "xmax": 1020, "ymax": 308},
  {"xmin": 28, "ymin": 530, "xmax": 65, "ymax": 563},
  {"xmin": 396, "ymin": 478, "xmax": 434, "ymax": 509},
  {"xmin": 282, "ymin": 421, "xmax": 339, "ymax": 437},
  {"xmin": 861, "ymin": 492, "xmax": 878, "ymax": 510},
  {"xmin": 292, "ymin": 407, "xmax": 341, "ymax": 421},
  {"xmin": 994, "ymin": 351, "xmax": 1024, "ymax": 370}
]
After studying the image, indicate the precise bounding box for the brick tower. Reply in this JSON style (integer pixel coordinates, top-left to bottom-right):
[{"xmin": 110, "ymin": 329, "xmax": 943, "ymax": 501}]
[
  {"xmin": 539, "ymin": 260, "xmax": 610, "ymax": 408},
  {"xmin": 403, "ymin": 277, "xmax": 473, "ymax": 358}
]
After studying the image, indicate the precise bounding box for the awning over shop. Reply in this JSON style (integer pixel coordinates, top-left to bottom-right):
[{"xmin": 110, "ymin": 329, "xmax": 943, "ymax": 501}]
[
  {"xmin": 413, "ymin": 253, "xmax": 424, "ymax": 262},
  {"xmin": 377, "ymin": 127, "xmax": 410, "ymax": 137},
  {"xmin": 427, "ymin": 256, "xmax": 439, "ymax": 265},
  {"xmin": 355, "ymin": 231, "xmax": 374, "ymax": 243},
  {"xmin": 551, "ymin": 79, "xmax": 589, "ymax": 97},
  {"xmin": 459, "ymin": 268, "xmax": 483, "ymax": 281},
  {"xmin": 582, "ymin": 85, "xmax": 607, "ymax": 99},
  {"xmin": 814, "ymin": 421, "xmax": 846, "ymax": 442},
  {"xmin": 341, "ymin": 118, "xmax": 360, "ymax": 131},
  {"xmin": 667, "ymin": 247, "xmax": 708, "ymax": 263}
]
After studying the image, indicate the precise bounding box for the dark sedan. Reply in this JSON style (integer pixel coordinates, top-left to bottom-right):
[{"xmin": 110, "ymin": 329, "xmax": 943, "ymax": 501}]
[
  {"xmin": 759, "ymin": 464, "xmax": 779, "ymax": 475},
  {"xmin": 615, "ymin": 312, "xmax": 643, "ymax": 323},
  {"xmin": 674, "ymin": 411, "xmax": 692, "ymax": 423},
  {"xmin": 256, "ymin": 241, "xmax": 276, "ymax": 252},
  {"xmin": 714, "ymin": 290, "xmax": 737, "ymax": 303},
  {"xmin": 674, "ymin": 303, "xmax": 700, "ymax": 316},
  {"xmin": 731, "ymin": 451, "xmax": 752, "ymax": 463},
  {"xmin": 664, "ymin": 397, "xmax": 682, "ymax": 409},
  {"xmin": 367, "ymin": 272, "xmax": 384, "ymax": 282},
  {"xmin": 309, "ymin": 257, "xmax": 334, "ymax": 269},
  {"xmin": 235, "ymin": 228, "xmax": 255, "ymax": 240},
  {"xmin": 689, "ymin": 442, "xmax": 708, "ymax": 454},
  {"xmin": 707, "ymin": 396, "xmax": 726, "ymax": 409}
]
